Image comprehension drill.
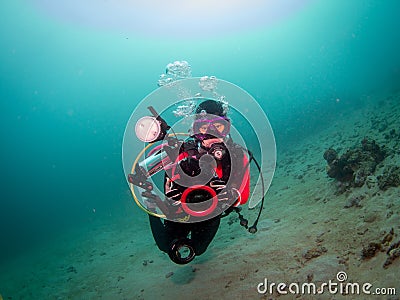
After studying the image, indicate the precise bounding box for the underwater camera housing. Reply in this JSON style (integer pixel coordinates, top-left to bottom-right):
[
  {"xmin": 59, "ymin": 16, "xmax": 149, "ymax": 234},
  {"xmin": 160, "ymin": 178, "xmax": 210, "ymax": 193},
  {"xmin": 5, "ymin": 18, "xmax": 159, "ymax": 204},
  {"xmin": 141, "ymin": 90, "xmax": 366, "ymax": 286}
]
[
  {"xmin": 135, "ymin": 106, "xmax": 170, "ymax": 142},
  {"xmin": 208, "ymin": 143, "xmax": 227, "ymax": 160}
]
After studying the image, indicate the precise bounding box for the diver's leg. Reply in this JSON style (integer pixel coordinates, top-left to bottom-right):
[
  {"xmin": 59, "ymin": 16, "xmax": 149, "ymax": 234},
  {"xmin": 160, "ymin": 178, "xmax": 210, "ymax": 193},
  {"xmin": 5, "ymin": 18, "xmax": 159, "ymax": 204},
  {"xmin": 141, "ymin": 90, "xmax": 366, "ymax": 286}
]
[
  {"xmin": 148, "ymin": 215, "xmax": 170, "ymax": 252},
  {"xmin": 190, "ymin": 216, "xmax": 221, "ymax": 256},
  {"xmin": 148, "ymin": 215, "xmax": 190, "ymax": 253}
]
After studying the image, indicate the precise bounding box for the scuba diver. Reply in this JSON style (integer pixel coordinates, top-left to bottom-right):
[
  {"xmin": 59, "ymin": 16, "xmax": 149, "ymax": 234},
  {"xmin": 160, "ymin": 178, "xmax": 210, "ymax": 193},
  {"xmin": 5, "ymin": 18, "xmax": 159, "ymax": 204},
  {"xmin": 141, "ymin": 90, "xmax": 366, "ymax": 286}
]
[
  {"xmin": 128, "ymin": 99, "xmax": 264, "ymax": 264},
  {"xmin": 145, "ymin": 99, "xmax": 251, "ymax": 264},
  {"xmin": 125, "ymin": 73, "xmax": 274, "ymax": 265}
]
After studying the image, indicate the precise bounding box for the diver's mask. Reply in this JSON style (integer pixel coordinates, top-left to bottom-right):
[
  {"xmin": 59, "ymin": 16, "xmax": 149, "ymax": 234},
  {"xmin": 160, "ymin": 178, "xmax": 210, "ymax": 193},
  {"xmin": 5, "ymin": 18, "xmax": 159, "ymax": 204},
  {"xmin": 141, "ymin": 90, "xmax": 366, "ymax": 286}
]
[{"xmin": 192, "ymin": 113, "xmax": 230, "ymax": 140}]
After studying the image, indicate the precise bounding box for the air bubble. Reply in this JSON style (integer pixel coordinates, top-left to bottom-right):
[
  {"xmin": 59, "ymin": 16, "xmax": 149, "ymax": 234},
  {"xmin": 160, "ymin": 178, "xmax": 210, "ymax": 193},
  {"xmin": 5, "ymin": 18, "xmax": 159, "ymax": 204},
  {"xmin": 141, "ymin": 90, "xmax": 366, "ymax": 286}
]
[
  {"xmin": 158, "ymin": 61, "xmax": 192, "ymax": 87},
  {"xmin": 199, "ymin": 76, "xmax": 217, "ymax": 91}
]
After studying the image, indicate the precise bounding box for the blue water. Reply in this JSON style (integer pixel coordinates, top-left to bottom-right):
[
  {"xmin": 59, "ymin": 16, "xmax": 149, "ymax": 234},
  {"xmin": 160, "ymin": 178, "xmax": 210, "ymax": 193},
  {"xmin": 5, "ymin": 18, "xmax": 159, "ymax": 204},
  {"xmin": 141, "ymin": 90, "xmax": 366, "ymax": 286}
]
[{"xmin": 1, "ymin": 0, "xmax": 399, "ymax": 266}]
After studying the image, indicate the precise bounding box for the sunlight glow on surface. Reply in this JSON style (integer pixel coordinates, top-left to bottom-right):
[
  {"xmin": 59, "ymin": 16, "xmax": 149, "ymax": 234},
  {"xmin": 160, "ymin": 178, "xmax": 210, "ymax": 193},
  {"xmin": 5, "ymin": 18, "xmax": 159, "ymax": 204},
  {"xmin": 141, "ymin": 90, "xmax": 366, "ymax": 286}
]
[{"xmin": 31, "ymin": 0, "xmax": 313, "ymax": 37}]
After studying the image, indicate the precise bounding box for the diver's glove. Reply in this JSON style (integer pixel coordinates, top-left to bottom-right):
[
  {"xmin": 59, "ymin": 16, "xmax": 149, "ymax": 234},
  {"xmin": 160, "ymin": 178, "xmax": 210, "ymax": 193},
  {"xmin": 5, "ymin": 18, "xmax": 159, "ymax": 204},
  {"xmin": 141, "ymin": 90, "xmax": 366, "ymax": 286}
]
[
  {"xmin": 165, "ymin": 188, "xmax": 182, "ymax": 206},
  {"xmin": 209, "ymin": 179, "xmax": 226, "ymax": 191},
  {"xmin": 181, "ymin": 138, "xmax": 198, "ymax": 156},
  {"xmin": 144, "ymin": 198, "xmax": 158, "ymax": 213},
  {"xmin": 216, "ymin": 186, "xmax": 241, "ymax": 205}
]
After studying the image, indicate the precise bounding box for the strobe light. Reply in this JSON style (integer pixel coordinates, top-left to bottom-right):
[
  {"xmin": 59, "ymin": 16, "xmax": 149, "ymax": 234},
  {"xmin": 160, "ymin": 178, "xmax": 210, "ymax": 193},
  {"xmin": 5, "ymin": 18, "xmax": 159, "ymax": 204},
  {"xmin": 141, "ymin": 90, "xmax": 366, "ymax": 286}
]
[{"xmin": 135, "ymin": 106, "xmax": 169, "ymax": 143}]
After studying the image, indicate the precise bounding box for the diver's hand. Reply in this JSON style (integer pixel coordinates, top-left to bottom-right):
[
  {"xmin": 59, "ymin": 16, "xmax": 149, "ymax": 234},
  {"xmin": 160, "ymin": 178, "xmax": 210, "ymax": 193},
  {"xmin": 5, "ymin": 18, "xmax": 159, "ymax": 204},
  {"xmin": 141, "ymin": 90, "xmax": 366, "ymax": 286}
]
[
  {"xmin": 144, "ymin": 198, "xmax": 158, "ymax": 213},
  {"xmin": 209, "ymin": 179, "xmax": 226, "ymax": 191},
  {"xmin": 216, "ymin": 186, "xmax": 241, "ymax": 203},
  {"xmin": 201, "ymin": 138, "xmax": 223, "ymax": 149},
  {"xmin": 182, "ymin": 139, "xmax": 198, "ymax": 153},
  {"xmin": 165, "ymin": 188, "xmax": 182, "ymax": 205}
]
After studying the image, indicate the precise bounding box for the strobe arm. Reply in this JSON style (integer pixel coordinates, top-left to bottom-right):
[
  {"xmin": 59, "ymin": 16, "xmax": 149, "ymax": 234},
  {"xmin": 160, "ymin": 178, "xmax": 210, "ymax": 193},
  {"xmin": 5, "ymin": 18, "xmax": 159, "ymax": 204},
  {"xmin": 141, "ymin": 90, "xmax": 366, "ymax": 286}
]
[
  {"xmin": 128, "ymin": 165, "xmax": 154, "ymax": 192},
  {"xmin": 148, "ymin": 106, "xmax": 170, "ymax": 142}
]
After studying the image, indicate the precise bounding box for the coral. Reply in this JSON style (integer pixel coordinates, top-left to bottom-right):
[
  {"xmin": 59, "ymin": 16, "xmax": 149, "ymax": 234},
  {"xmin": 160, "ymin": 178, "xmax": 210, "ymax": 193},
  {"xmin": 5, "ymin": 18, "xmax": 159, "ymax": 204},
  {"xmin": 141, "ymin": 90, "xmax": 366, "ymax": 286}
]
[
  {"xmin": 361, "ymin": 242, "xmax": 382, "ymax": 260},
  {"xmin": 323, "ymin": 148, "xmax": 338, "ymax": 164},
  {"xmin": 365, "ymin": 175, "xmax": 378, "ymax": 189},
  {"xmin": 377, "ymin": 165, "xmax": 400, "ymax": 190},
  {"xmin": 323, "ymin": 138, "xmax": 387, "ymax": 191},
  {"xmin": 383, "ymin": 239, "xmax": 400, "ymax": 269},
  {"xmin": 303, "ymin": 245, "xmax": 328, "ymax": 260},
  {"xmin": 386, "ymin": 239, "xmax": 400, "ymax": 255},
  {"xmin": 343, "ymin": 194, "xmax": 364, "ymax": 208},
  {"xmin": 361, "ymin": 138, "xmax": 386, "ymax": 162},
  {"xmin": 359, "ymin": 230, "xmax": 400, "ymax": 268},
  {"xmin": 382, "ymin": 228, "xmax": 394, "ymax": 246}
]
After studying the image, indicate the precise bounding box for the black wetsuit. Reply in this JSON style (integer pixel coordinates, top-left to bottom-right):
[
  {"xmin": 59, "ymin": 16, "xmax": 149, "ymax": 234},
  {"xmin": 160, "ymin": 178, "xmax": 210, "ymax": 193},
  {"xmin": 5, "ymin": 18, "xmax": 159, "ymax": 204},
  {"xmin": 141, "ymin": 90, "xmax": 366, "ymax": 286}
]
[
  {"xmin": 148, "ymin": 136, "xmax": 245, "ymax": 259},
  {"xmin": 149, "ymin": 215, "xmax": 220, "ymax": 256}
]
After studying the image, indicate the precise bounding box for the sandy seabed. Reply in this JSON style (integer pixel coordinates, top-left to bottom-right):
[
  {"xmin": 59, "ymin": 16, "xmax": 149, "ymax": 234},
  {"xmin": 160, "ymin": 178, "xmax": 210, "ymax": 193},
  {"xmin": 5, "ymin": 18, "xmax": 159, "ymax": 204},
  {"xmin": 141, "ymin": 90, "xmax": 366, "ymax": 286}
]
[{"xmin": 1, "ymin": 92, "xmax": 399, "ymax": 300}]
